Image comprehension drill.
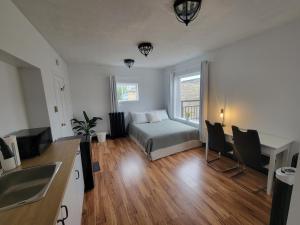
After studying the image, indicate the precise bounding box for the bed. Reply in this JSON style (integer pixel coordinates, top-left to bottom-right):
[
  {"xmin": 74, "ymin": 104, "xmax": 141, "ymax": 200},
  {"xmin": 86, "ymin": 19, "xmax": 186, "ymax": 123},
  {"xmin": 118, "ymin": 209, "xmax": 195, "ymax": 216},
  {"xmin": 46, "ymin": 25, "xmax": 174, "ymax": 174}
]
[{"xmin": 129, "ymin": 119, "xmax": 201, "ymax": 160}]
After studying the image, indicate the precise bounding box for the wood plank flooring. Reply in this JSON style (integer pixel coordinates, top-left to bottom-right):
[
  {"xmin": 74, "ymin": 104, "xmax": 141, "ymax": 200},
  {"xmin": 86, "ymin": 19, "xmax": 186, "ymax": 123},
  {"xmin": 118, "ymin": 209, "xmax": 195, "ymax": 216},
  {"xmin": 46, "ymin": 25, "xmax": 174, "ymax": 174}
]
[{"xmin": 81, "ymin": 138, "xmax": 271, "ymax": 225}]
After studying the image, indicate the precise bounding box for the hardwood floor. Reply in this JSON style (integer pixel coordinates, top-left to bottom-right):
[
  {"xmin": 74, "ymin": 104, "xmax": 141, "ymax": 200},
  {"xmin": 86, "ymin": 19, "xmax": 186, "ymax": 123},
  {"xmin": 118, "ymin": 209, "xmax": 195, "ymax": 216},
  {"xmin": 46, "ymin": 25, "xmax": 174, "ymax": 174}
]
[{"xmin": 81, "ymin": 138, "xmax": 271, "ymax": 225}]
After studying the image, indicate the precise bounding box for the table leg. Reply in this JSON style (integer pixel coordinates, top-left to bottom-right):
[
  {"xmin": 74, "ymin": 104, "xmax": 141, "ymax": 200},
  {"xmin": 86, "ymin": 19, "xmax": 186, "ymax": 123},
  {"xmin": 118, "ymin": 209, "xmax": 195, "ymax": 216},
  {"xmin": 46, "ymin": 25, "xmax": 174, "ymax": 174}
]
[
  {"xmin": 267, "ymin": 153, "xmax": 276, "ymax": 195},
  {"xmin": 282, "ymin": 145, "xmax": 291, "ymax": 167},
  {"xmin": 205, "ymin": 136, "xmax": 209, "ymax": 162}
]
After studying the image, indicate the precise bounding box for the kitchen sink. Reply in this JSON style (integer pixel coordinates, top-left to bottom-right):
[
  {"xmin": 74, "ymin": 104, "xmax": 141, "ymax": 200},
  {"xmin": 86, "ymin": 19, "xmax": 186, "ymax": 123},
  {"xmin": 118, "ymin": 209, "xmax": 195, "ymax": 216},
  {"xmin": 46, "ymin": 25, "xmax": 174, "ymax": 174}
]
[{"xmin": 0, "ymin": 162, "xmax": 61, "ymax": 212}]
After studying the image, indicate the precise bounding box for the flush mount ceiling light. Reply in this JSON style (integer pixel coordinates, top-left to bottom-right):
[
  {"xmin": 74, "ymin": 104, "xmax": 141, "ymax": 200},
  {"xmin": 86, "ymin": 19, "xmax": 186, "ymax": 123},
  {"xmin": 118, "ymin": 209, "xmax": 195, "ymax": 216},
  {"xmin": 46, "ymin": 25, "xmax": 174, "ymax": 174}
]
[
  {"xmin": 138, "ymin": 42, "xmax": 153, "ymax": 57},
  {"xmin": 124, "ymin": 59, "xmax": 135, "ymax": 68},
  {"xmin": 173, "ymin": 0, "xmax": 202, "ymax": 26}
]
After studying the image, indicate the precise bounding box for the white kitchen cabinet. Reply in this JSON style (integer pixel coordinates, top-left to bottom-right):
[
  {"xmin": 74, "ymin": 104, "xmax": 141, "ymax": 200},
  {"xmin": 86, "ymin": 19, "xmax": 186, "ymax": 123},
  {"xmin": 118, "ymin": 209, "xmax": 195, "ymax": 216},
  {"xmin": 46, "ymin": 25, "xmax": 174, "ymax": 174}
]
[{"xmin": 57, "ymin": 148, "xmax": 84, "ymax": 225}]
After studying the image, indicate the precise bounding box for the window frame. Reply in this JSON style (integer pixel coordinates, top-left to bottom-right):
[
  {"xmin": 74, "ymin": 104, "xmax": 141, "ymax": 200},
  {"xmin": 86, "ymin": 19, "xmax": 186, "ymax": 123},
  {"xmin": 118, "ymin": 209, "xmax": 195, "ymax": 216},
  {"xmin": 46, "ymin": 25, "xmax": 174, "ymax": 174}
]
[
  {"xmin": 117, "ymin": 82, "xmax": 139, "ymax": 103},
  {"xmin": 173, "ymin": 71, "xmax": 201, "ymax": 126}
]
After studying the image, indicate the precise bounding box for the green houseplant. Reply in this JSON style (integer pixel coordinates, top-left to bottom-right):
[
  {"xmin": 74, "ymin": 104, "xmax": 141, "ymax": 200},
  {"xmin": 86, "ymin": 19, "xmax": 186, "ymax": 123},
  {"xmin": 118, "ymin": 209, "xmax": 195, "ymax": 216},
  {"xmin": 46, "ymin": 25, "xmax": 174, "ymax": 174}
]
[
  {"xmin": 71, "ymin": 111, "xmax": 102, "ymax": 136},
  {"xmin": 185, "ymin": 112, "xmax": 191, "ymax": 120}
]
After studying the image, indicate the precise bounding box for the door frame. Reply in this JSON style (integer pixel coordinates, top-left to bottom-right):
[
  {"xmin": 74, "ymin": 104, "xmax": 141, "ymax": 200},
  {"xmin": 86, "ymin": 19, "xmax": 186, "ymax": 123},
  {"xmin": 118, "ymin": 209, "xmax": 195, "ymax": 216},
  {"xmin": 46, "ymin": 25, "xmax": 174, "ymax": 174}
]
[{"xmin": 53, "ymin": 74, "xmax": 69, "ymax": 138}]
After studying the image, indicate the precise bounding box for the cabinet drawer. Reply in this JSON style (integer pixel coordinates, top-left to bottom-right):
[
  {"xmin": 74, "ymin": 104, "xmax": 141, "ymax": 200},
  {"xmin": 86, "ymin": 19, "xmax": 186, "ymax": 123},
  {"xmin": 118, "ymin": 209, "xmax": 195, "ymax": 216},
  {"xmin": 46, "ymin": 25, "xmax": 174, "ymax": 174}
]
[{"xmin": 57, "ymin": 149, "xmax": 84, "ymax": 225}]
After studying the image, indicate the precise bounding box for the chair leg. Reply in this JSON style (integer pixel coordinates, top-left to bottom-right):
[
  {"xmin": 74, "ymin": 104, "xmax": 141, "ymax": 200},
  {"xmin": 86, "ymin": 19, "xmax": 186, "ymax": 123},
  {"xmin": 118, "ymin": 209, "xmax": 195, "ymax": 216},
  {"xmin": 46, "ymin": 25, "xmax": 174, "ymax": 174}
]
[
  {"xmin": 208, "ymin": 162, "xmax": 240, "ymax": 173},
  {"xmin": 222, "ymin": 164, "xmax": 239, "ymax": 173},
  {"xmin": 252, "ymin": 186, "xmax": 267, "ymax": 194},
  {"xmin": 228, "ymin": 146, "xmax": 247, "ymax": 175},
  {"xmin": 229, "ymin": 146, "xmax": 266, "ymax": 194},
  {"xmin": 230, "ymin": 166, "xmax": 267, "ymax": 194},
  {"xmin": 207, "ymin": 152, "xmax": 239, "ymax": 173},
  {"xmin": 234, "ymin": 182, "xmax": 266, "ymax": 194},
  {"xmin": 206, "ymin": 152, "xmax": 221, "ymax": 163},
  {"xmin": 230, "ymin": 165, "xmax": 246, "ymax": 178}
]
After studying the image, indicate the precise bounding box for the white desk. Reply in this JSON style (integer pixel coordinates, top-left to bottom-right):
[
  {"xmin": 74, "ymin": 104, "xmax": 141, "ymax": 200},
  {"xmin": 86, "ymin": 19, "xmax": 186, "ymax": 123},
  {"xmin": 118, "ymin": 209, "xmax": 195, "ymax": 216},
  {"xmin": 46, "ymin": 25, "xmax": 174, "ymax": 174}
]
[{"xmin": 205, "ymin": 127, "xmax": 293, "ymax": 195}]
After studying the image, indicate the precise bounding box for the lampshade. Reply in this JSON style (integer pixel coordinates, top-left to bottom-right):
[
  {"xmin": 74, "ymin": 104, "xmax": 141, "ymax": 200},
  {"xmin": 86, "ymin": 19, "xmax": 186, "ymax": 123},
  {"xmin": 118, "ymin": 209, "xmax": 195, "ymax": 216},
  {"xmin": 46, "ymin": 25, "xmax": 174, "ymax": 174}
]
[
  {"xmin": 173, "ymin": 0, "xmax": 202, "ymax": 26},
  {"xmin": 220, "ymin": 109, "xmax": 224, "ymax": 118}
]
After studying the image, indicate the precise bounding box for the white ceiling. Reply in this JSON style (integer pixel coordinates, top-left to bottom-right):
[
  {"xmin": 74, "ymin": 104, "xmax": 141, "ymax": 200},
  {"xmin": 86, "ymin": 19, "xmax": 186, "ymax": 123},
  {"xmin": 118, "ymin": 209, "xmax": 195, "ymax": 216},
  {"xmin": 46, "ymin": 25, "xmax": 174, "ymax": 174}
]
[{"xmin": 12, "ymin": 0, "xmax": 300, "ymax": 68}]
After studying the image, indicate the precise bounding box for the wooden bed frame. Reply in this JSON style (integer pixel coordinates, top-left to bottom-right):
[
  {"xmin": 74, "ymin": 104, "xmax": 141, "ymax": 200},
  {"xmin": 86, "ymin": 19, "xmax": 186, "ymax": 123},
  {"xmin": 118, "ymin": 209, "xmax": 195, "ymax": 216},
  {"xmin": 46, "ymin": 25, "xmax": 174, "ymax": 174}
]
[{"xmin": 129, "ymin": 135, "xmax": 201, "ymax": 161}]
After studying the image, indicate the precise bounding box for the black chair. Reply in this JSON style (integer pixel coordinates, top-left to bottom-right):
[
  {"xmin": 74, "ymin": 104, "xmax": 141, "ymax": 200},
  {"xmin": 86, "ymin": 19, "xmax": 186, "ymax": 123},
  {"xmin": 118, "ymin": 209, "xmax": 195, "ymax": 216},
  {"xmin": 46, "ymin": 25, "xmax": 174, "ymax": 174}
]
[
  {"xmin": 231, "ymin": 126, "xmax": 268, "ymax": 192},
  {"xmin": 205, "ymin": 120, "xmax": 238, "ymax": 172}
]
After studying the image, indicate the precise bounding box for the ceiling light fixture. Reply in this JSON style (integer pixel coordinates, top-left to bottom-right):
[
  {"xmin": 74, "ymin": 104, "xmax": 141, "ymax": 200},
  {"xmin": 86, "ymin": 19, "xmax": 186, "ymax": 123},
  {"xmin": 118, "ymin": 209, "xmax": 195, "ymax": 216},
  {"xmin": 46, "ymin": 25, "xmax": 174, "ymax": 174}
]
[
  {"xmin": 173, "ymin": 0, "xmax": 202, "ymax": 26},
  {"xmin": 124, "ymin": 59, "xmax": 135, "ymax": 68},
  {"xmin": 138, "ymin": 42, "xmax": 153, "ymax": 57}
]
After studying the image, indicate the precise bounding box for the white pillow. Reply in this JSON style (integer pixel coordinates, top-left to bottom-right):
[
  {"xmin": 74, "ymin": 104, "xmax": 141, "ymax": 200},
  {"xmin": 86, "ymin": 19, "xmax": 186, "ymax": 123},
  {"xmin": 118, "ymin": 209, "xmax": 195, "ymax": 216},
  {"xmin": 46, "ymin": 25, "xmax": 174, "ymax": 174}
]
[
  {"xmin": 154, "ymin": 110, "xmax": 169, "ymax": 120},
  {"xmin": 131, "ymin": 112, "xmax": 148, "ymax": 124},
  {"xmin": 146, "ymin": 112, "xmax": 161, "ymax": 123}
]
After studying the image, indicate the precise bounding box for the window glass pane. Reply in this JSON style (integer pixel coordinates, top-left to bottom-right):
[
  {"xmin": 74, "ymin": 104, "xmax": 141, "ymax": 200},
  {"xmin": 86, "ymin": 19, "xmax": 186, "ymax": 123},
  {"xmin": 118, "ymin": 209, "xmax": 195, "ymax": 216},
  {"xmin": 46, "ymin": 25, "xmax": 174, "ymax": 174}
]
[
  {"xmin": 174, "ymin": 73, "xmax": 200, "ymax": 123},
  {"xmin": 117, "ymin": 83, "xmax": 139, "ymax": 102}
]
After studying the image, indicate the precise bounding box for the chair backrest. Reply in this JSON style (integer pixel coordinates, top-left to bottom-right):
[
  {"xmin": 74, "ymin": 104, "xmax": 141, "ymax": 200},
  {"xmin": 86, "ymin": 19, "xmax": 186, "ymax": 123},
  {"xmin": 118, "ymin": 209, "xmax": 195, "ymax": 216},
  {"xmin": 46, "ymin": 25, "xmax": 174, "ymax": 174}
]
[
  {"xmin": 232, "ymin": 126, "xmax": 263, "ymax": 170},
  {"xmin": 205, "ymin": 120, "xmax": 227, "ymax": 153}
]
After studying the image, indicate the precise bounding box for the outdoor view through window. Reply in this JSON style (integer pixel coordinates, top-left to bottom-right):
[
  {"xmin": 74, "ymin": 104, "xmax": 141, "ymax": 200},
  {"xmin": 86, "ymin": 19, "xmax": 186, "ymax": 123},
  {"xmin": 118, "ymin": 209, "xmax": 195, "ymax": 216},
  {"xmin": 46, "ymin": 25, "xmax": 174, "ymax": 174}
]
[
  {"xmin": 117, "ymin": 83, "xmax": 139, "ymax": 102},
  {"xmin": 175, "ymin": 74, "xmax": 200, "ymax": 123}
]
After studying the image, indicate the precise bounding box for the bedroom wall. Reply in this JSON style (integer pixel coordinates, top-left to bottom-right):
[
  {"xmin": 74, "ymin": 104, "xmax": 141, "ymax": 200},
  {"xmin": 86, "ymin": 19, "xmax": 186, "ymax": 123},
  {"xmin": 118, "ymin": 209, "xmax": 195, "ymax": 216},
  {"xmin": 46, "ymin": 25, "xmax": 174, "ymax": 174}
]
[
  {"xmin": 163, "ymin": 18, "xmax": 300, "ymax": 223},
  {"xmin": 0, "ymin": 60, "xmax": 29, "ymax": 136},
  {"xmin": 164, "ymin": 18, "xmax": 300, "ymax": 157},
  {"xmin": 68, "ymin": 63, "xmax": 165, "ymax": 133},
  {"xmin": 0, "ymin": 0, "xmax": 73, "ymax": 140},
  {"xmin": 19, "ymin": 68, "xmax": 50, "ymax": 129}
]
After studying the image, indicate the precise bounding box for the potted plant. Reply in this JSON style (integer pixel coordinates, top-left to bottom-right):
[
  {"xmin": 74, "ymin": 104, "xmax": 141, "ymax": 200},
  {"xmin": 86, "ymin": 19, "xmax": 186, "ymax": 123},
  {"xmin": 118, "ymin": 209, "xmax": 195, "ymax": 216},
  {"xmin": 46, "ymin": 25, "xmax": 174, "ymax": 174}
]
[
  {"xmin": 185, "ymin": 112, "xmax": 191, "ymax": 121},
  {"xmin": 71, "ymin": 111, "xmax": 102, "ymax": 136}
]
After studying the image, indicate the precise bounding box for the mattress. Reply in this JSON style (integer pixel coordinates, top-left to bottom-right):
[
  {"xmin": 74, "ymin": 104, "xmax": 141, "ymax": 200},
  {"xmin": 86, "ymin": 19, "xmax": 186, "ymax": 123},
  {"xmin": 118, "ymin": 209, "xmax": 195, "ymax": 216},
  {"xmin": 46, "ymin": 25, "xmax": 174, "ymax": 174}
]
[{"xmin": 128, "ymin": 119, "xmax": 199, "ymax": 155}]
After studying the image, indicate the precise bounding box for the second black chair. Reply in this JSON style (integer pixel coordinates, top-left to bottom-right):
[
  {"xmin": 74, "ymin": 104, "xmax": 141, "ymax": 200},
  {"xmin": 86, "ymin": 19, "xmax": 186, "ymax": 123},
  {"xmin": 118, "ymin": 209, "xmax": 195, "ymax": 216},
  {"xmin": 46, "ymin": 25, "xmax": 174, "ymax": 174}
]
[
  {"xmin": 232, "ymin": 126, "xmax": 269, "ymax": 172},
  {"xmin": 231, "ymin": 126, "xmax": 268, "ymax": 192},
  {"xmin": 205, "ymin": 120, "xmax": 238, "ymax": 172}
]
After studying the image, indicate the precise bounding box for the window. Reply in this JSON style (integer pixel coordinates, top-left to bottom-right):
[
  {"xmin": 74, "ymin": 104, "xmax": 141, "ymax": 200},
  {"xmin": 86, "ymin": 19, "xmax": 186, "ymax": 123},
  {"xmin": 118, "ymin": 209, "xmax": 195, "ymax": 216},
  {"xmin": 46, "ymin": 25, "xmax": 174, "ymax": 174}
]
[
  {"xmin": 174, "ymin": 73, "xmax": 200, "ymax": 124},
  {"xmin": 117, "ymin": 83, "xmax": 139, "ymax": 102}
]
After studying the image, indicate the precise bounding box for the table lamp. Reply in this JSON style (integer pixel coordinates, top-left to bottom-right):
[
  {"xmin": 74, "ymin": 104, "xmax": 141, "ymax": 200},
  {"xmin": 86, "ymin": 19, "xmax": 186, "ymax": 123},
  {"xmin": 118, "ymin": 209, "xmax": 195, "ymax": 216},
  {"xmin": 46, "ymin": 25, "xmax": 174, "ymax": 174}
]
[{"xmin": 220, "ymin": 108, "xmax": 225, "ymax": 126}]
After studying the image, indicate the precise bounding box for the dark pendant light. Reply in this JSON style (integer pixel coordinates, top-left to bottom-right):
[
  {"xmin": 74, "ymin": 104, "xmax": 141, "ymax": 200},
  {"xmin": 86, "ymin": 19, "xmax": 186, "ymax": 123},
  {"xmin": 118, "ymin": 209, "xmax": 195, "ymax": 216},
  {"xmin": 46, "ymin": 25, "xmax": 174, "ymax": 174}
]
[
  {"xmin": 173, "ymin": 0, "xmax": 202, "ymax": 26},
  {"xmin": 124, "ymin": 59, "xmax": 135, "ymax": 68},
  {"xmin": 138, "ymin": 42, "xmax": 153, "ymax": 57}
]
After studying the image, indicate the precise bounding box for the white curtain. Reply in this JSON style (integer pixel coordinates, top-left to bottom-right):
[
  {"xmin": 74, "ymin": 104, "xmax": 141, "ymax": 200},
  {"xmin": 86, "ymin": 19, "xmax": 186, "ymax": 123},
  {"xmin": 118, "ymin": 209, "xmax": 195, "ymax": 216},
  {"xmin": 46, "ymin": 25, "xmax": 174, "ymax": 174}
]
[
  {"xmin": 168, "ymin": 72, "xmax": 175, "ymax": 119},
  {"xmin": 199, "ymin": 61, "xmax": 209, "ymax": 142},
  {"xmin": 110, "ymin": 75, "xmax": 118, "ymax": 112}
]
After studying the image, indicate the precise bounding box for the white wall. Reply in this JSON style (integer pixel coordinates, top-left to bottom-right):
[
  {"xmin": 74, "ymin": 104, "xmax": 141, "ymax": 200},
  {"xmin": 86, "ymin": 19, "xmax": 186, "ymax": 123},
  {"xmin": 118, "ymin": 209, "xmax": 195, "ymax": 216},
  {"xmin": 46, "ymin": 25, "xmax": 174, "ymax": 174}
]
[
  {"xmin": 69, "ymin": 64, "xmax": 165, "ymax": 133},
  {"xmin": 0, "ymin": 60, "xmax": 29, "ymax": 136},
  {"xmin": 0, "ymin": 0, "xmax": 73, "ymax": 139},
  {"xmin": 164, "ymin": 18, "xmax": 300, "ymax": 224},
  {"xmin": 164, "ymin": 18, "xmax": 300, "ymax": 156},
  {"xmin": 19, "ymin": 68, "xmax": 50, "ymax": 128},
  {"xmin": 207, "ymin": 21, "xmax": 300, "ymax": 145}
]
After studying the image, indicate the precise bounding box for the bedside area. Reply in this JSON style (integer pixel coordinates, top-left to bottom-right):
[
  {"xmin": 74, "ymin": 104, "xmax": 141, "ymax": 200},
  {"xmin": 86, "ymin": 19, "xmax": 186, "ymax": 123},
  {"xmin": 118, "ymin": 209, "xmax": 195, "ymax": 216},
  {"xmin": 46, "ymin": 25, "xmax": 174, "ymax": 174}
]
[{"xmin": 0, "ymin": 139, "xmax": 84, "ymax": 225}]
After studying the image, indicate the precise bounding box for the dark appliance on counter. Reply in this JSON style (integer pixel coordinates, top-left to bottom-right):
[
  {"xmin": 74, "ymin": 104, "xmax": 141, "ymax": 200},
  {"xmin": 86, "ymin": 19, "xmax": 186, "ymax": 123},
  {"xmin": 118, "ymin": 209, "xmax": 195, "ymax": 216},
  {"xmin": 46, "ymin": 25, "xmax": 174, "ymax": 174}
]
[
  {"xmin": 8, "ymin": 127, "xmax": 52, "ymax": 159},
  {"xmin": 269, "ymin": 167, "xmax": 295, "ymax": 225},
  {"xmin": 57, "ymin": 135, "xmax": 94, "ymax": 192}
]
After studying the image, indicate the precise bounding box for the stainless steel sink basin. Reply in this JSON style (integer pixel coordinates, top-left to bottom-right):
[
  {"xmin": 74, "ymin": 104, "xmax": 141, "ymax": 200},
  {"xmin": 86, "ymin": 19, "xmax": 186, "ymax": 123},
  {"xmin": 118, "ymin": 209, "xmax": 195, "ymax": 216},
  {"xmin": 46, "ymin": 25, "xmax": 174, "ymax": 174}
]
[{"xmin": 0, "ymin": 162, "xmax": 61, "ymax": 211}]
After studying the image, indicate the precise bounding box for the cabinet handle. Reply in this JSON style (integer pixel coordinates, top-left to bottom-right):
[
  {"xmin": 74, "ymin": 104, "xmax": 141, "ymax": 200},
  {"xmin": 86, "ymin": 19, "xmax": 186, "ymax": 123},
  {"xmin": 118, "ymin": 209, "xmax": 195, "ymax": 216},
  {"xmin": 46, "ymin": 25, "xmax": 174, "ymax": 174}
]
[
  {"xmin": 75, "ymin": 169, "xmax": 80, "ymax": 180},
  {"xmin": 57, "ymin": 205, "xmax": 68, "ymax": 224},
  {"xmin": 61, "ymin": 205, "xmax": 69, "ymax": 220}
]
